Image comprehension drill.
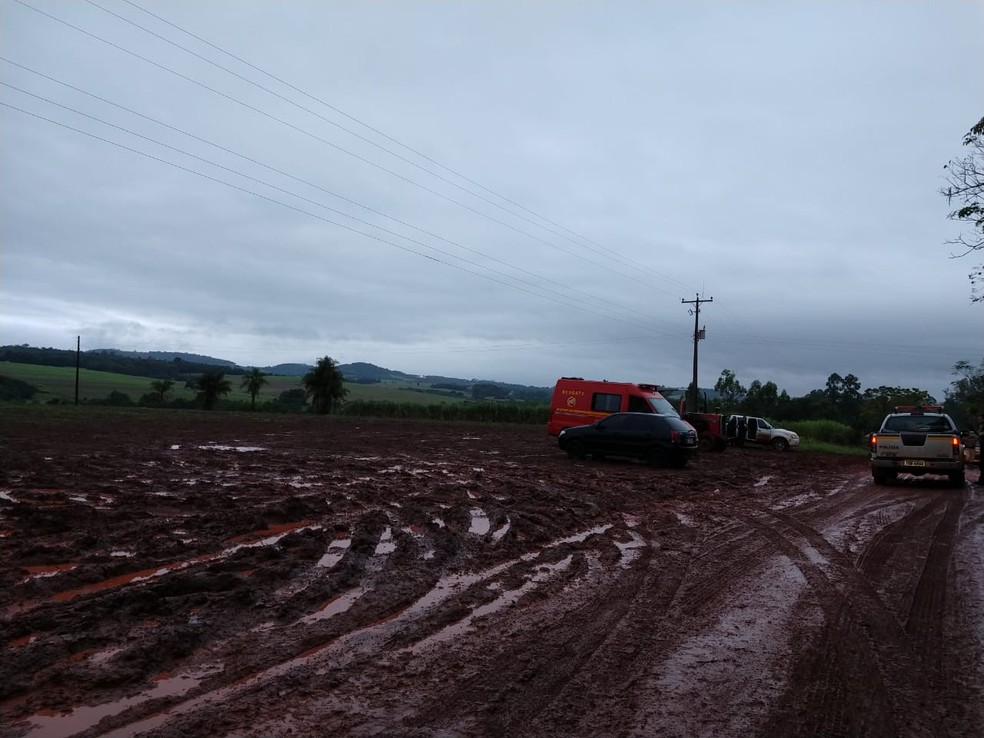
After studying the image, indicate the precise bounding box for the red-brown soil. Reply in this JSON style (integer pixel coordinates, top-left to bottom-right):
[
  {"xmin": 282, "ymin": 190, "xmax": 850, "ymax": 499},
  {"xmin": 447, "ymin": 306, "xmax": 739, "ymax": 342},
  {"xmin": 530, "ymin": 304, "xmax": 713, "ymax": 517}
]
[{"xmin": 1, "ymin": 409, "xmax": 982, "ymax": 738}]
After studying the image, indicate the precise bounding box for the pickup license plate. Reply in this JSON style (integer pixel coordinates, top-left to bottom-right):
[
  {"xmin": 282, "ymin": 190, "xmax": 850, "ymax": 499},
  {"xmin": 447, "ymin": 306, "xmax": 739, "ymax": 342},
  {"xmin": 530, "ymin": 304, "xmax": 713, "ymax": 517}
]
[{"xmin": 902, "ymin": 460, "xmax": 926, "ymax": 467}]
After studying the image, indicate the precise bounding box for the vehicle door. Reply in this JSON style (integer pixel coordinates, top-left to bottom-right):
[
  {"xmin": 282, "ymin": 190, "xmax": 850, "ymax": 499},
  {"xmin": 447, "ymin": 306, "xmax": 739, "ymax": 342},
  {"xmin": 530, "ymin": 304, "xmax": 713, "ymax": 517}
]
[
  {"xmin": 619, "ymin": 414, "xmax": 660, "ymax": 457},
  {"xmin": 746, "ymin": 417, "xmax": 759, "ymax": 442},
  {"xmin": 592, "ymin": 414, "xmax": 636, "ymax": 456},
  {"xmin": 752, "ymin": 418, "xmax": 774, "ymax": 443}
]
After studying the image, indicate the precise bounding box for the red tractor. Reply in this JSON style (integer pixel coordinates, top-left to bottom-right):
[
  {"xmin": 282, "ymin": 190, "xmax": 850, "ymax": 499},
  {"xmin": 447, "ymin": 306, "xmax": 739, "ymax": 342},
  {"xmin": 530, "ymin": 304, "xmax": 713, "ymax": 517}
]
[{"xmin": 683, "ymin": 412, "xmax": 728, "ymax": 452}]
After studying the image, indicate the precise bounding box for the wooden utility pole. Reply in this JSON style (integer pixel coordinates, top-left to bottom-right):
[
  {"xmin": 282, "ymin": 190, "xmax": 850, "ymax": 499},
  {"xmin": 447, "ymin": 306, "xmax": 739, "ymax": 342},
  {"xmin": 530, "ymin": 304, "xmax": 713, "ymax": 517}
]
[
  {"xmin": 681, "ymin": 294, "xmax": 712, "ymax": 412},
  {"xmin": 75, "ymin": 336, "xmax": 80, "ymax": 406}
]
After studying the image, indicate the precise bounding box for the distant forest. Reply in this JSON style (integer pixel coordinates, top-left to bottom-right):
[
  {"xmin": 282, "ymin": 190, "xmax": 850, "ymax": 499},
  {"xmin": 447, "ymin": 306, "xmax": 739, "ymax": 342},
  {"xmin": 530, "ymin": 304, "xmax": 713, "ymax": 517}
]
[{"xmin": 0, "ymin": 345, "xmax": 242, "ymax": 381}]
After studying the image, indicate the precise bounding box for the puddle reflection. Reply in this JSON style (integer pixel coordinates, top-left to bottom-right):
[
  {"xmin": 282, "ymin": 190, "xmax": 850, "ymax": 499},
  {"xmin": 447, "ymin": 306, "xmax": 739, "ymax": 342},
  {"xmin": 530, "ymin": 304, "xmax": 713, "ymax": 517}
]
[
  {"xmin": 317, "ymin": 537, "xmax": 351, "ymax": 568},
  {"xmin": 48, "ymin": 522, "xmax": 319, "ymax": 603},
  {"xmin": 374, "ymin": 527, "xmax": 396, "ymax": 555},
  {"xmin": 409, "ymin": 556, "xmax": 574, "ymax": 653},
  {"xmin": 299, "ymin": 588, "xmax": 367, "ymax": 624},
  {"xmin": 25, "ymin": 664, "xmax": 223, "ymax": 738},
  {"xmin": 468, "ymin": 508, "xmax": 491, "ymax": 536}
]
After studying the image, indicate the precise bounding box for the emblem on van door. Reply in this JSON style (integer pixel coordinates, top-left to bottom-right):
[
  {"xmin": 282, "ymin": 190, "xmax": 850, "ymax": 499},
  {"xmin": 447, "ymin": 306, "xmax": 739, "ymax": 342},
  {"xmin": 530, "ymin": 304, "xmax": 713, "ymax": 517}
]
[{"xmin": 567, "ymin": 397, "xmax": 576, "ymax": 407}]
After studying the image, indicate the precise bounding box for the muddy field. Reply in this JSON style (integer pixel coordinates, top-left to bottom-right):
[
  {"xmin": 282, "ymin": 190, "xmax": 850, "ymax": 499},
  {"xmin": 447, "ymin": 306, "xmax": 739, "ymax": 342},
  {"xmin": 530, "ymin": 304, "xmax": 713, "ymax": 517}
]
[{"xmin": 1, "ymin": 408, "xmax": 982, "ymax": 738}]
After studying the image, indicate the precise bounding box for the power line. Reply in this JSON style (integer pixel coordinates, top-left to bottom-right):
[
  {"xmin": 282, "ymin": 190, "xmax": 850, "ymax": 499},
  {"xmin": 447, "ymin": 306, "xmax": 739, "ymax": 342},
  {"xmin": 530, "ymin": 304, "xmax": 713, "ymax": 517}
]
[
  {"xmin": 13, "ymin": 0, "xmax": 689, "ymax": 299},
  {"xmin": 1, "ymin": 81, "xmax": 673, "ymax": 331},
  {"xmin": 115, "ymin": 0, "xmax": 693, "ymax": 292},
  {"xmin": 0, "ymin": 58, "xmax": 674, "ymax": 326},
  {"xmin": 2, "ymin": 89, "xmax": 970, "ymax": 366},
  {"xmin": 1, "ymin": 99, "xmax": 690, "ymax": 339}
]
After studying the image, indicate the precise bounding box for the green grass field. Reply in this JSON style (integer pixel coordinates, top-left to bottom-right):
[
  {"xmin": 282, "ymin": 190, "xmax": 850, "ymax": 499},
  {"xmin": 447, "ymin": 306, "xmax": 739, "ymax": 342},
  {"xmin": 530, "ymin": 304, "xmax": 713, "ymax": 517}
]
[
  {"xmin": 0, "ymin": 362, "xmax": 192, "ymax": 402},
  {"xmin": 0, "ymin": 362, "xmax": 469, "ymax": 406}
]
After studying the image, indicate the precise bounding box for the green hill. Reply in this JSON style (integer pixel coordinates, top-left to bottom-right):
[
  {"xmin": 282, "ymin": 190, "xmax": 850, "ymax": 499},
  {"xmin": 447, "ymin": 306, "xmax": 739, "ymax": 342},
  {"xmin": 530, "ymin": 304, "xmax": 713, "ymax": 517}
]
[
  {"xmin": 0, "ymin": 346, "xmax": 552, "ymax": 405},
  {"xmin": 0, "ymin": 362, "xmax": 545, "ymax": 408},
  {"xmin": 0, "ymin": 362, "xmax": 303, "ymax": 405}
]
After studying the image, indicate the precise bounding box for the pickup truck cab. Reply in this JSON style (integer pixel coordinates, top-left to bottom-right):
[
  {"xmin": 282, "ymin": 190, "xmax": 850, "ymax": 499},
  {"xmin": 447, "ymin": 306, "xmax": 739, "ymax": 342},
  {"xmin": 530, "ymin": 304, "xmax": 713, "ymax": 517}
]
[
  {"xmin": 725, "ymin": 415, "xmax": 800, "ymax": 451},
  {"xmin": 869, "ymin": 405, "xmax": 964, "ymax": 486}
]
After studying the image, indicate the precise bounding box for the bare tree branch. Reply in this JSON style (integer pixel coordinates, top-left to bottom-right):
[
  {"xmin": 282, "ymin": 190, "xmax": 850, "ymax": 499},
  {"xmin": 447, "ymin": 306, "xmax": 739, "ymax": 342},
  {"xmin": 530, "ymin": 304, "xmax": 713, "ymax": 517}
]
[{"xmin": 942, "ymin": 116, "xmax": 984, "ymax": 301}]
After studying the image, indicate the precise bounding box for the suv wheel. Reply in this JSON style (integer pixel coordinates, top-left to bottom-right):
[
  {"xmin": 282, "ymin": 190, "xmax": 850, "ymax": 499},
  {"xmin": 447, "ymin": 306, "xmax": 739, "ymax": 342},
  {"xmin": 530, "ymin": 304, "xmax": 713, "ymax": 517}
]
[
  {"xmin": 566, "ymin": 440, "xmax": 586, "ymax": 460},
  {"xmin": 771, "ymin": 438, "xmax": 789, "ymax": 451}
]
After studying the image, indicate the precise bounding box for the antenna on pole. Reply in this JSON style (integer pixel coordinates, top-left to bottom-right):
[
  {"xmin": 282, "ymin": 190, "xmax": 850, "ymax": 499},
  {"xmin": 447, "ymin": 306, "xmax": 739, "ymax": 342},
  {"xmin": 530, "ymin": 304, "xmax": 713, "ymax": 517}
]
[{"xmin": 681, "ymin": 294, "xmax": 712, "ymax": 412}]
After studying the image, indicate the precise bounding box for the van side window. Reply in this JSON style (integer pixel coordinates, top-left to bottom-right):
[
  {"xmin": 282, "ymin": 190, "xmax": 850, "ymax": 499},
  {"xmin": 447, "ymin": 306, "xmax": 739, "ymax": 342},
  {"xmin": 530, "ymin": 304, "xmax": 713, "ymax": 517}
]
[
  {"xmin": 627, "ymin": 396, "xmax": 651, "ymax": 413},
  {"xmin": 592, "ymin": 393, "xmax": 621, "ymax": 413}
]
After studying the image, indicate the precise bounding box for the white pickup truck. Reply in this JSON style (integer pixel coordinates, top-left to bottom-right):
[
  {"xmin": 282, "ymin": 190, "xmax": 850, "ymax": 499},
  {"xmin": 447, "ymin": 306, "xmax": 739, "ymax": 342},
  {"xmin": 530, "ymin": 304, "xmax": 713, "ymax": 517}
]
[
  {"xmin": 869, "ymin": 405, "xmax": 965, "ymax": 486},
  {"xmin": 725, "ymin": 415, "xmax": 800, "ymax": 451}
]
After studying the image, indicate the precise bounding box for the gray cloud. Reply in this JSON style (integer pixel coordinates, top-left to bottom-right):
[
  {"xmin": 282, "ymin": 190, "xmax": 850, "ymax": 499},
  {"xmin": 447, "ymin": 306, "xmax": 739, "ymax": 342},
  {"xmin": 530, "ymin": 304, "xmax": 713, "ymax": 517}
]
[{"xmin": 2, "ymin": 1, "xmax": 982, "ymax": 401}]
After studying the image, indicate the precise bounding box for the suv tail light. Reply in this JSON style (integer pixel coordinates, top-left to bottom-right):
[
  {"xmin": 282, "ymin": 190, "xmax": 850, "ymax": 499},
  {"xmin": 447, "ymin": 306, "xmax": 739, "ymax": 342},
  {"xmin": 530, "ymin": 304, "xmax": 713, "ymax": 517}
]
[{"xmin": 952, "ymin": 436, "xmax": 960, "ymax": 456}]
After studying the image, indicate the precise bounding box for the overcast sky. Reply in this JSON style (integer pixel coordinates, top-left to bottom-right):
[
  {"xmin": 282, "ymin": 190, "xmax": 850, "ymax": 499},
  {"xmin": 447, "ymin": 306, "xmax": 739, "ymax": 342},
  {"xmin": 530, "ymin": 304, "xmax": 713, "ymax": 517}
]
[{"xmin": 2, "ymin": 1, "xmax": 982, "ymax": 398}]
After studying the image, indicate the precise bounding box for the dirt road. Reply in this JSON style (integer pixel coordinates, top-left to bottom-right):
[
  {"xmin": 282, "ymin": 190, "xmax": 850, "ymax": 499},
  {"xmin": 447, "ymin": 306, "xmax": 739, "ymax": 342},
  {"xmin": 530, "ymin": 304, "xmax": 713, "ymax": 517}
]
[{"xmin": 1, "ymin": 409, "xmax": 982, "ymax": 738}]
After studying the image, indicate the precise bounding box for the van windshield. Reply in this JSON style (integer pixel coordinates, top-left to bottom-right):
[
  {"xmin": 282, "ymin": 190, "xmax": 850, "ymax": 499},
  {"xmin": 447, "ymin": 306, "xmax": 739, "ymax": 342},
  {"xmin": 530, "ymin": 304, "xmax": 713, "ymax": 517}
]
[{"xmin": 648, "ymin": 396, "xmax": 680, "ymax": 417}]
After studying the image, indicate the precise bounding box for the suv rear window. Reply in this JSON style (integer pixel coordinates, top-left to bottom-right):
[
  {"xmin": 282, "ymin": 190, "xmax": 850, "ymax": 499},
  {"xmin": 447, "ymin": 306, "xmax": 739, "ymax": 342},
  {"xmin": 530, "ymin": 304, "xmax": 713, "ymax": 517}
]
[{"xmin": 884, "ymin": 416, "xmax": 954, "ymax": 433}]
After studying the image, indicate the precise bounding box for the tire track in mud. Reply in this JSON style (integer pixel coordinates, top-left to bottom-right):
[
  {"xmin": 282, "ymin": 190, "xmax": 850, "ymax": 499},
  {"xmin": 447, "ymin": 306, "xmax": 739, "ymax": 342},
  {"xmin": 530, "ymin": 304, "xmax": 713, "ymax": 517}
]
[
  {"xmin": 3, "ymin": 456, "xmax": 540, "ymax": 731},
  {"xmin": 405, "ymin": 517, "xmax": 692, "ymax": 737},
  {"xmin": 24, "ymin": 520, "xmax": 619, "ymax": 738},
  {"xmin": 423, "ymin": 481, "xmax": 856, "ymax": 737},
  {"xmin": 845, "ymin": 486, "xmax": 968, "ymax": 684},
  {"xmin": 902, "ymin": 490, "xmax": 967, "ymax": 678},
  {"xmin": 403, "ymin": 503, "xmax": 804, "ymax": 737},
  {"xmin": 856, "ymin": 494, "xmax": 945, "ymax": 577},
  {"xmin": 744, "ymin": 510, "xmax": 904, "ymax": 738},
  {"xmin": 751, "ymin": 488, "xmax": 966, "ymax": 738}
]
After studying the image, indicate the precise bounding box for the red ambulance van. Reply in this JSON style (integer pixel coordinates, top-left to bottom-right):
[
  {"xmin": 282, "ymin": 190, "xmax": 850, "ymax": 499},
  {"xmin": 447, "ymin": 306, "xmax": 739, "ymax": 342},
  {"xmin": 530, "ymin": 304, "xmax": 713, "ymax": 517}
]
[{"xmin": 546, "ymin": 377, "xmax": 681, "ymax": 436}]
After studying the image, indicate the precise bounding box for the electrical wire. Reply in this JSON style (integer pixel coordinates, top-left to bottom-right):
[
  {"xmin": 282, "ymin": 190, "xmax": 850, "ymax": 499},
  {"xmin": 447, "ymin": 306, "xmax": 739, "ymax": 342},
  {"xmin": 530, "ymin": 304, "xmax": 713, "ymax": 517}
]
[
  {"xmin": 114, "ymin": 0, "xmax": 694, "ymax": 293},
  {"xmin": 0, "ymin": 58, "xmax": 679, "ymax": 327},
  {"xmin": 1, "ymin": 98, "xmax": 692, "ymax": 340},
  {"xmin": 13, "ymin": 0, "xmax": 690, "ymax": 300}
]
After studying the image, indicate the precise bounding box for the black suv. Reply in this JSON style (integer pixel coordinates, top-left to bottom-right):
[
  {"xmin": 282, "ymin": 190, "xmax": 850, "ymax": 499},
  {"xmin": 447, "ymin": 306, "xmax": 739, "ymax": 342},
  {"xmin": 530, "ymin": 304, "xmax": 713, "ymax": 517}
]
[{"xmin": 558, "ymin": 412, "xmax": 699, "ymax": 467}]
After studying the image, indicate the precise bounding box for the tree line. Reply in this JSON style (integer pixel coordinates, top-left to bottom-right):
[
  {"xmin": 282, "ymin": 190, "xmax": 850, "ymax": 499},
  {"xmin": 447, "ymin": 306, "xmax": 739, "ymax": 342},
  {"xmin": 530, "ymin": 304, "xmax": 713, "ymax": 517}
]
[
  {"xmin": 0, "ymin": 345, "xmax": 245, "ymax": 380},
  {"xmin": 137, "ymin": 357, "xmax": 348, "ymax": 413},
  {"xmin": 709, "ymin": 363, "xmax": 984, "ymax": 435}
]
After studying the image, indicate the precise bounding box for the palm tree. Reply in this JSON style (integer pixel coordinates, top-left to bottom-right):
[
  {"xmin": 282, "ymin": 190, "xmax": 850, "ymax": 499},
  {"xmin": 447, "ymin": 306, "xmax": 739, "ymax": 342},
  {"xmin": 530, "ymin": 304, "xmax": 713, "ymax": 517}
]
[
  {"xmin": 302, "ymin": 356, "xmax": 348, "ymax": 414},
  {"xmin": 195, "ymin": 370, "xmax": 232, "ymax": 410},
  {"xmin": 240, "ymin": 367, "xmax": 268, "ymax": 411},
  {"xmin": 149, "ymin": 379, "xmax": 174, "ymax": 405}
]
